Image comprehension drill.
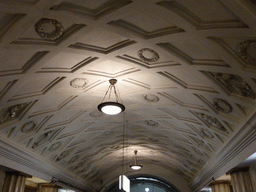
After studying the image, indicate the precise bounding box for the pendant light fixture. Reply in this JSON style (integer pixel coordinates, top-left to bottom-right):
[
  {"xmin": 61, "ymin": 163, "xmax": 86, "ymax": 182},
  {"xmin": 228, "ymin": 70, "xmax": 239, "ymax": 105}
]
[
  {"xmin": 98, "ymin": 79, "xmax": 125, "ymax": 115},
  {"xmin": 130, "ymin": 150, "xmax": 143, "ymax": 170}
]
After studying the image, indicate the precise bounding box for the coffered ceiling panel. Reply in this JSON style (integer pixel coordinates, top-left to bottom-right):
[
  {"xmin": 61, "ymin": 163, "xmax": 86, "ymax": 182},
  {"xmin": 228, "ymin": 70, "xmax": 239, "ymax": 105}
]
[{"xmin": 0, "ymin": 0, "xmax": 256, "ymax": 192}]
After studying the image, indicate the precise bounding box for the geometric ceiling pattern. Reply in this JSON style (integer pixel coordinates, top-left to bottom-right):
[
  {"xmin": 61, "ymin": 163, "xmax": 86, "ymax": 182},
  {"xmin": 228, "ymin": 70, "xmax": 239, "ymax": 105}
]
[{"xmin": 1, "ymin": 0, "xmax": 256, "ymax": 191}]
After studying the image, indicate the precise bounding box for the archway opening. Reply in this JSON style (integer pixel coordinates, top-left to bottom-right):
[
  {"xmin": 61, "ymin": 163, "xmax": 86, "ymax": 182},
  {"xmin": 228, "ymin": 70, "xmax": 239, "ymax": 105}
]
[{"xmin": 106, "ymin": 175, "xmax": 180, "ymax": 192}]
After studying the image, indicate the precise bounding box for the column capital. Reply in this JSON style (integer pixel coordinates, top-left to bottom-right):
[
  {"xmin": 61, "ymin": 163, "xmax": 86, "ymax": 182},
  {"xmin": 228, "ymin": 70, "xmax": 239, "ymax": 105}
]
[
  {"xmin": 227, "ymin": 167, "xmax": 249, "ymax": 175},
  {"xmin": 211, "ymin": 180, "xmax": 231, "ymax": 185},
  {"xmin": 5, "ymin": 171, "xmax": 32, "ymax": 178}
]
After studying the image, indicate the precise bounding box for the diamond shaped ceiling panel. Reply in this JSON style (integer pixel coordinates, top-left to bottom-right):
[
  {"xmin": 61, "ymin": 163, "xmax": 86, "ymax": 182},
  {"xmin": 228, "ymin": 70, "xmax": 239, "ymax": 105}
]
[{"xmin": 0, "ymin": 1, "xmax": 256, "ymax": 192}]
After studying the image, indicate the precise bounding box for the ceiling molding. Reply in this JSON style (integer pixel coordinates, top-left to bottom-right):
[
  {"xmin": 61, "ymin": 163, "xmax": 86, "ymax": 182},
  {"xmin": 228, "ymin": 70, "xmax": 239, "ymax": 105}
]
[
  {"xmin": 11, "ymin": 24, "xmax": 86, "ymax": 46},
  {"xmin": 50, "ymin": 0, "xmax": 133, "ymax": 20},
  {"xmin": 108, "ymin": 19, "xmax": 185, "ymax": 39}
]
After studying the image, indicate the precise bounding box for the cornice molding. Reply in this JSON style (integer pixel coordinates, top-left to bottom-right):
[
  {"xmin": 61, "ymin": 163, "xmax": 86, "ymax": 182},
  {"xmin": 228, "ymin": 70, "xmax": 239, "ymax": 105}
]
[
  {"xmin": 190, "ymin": 112, "xmax": 256, "ymax": 191},
  {"xmin": 0, "ymin": 136, "xmax": 94, "ymax": 191}
]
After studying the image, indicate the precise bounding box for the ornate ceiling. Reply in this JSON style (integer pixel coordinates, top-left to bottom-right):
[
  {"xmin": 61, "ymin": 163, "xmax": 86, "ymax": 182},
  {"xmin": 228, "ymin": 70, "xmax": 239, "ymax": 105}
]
[{"xmin": 1, "ymin": 0, "xmax": 256, "ymax": 191}]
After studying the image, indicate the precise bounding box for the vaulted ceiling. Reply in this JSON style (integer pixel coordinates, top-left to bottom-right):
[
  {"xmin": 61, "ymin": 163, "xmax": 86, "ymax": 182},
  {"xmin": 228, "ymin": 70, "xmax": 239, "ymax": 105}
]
[{"xmin": 1, "ymin": 0, "xmax": 256, "ymax": 191}]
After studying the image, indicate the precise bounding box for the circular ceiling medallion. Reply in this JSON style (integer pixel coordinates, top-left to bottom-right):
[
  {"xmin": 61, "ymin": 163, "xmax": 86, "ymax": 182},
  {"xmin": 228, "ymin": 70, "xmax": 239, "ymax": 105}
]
[
  {"xmin": 145, "ymin": 120, "xmax": 159, "ymax": 127},
  {"xmin": 90, "ymin": 110, "xmax": 103, "ymax": 118},
  {"xmin": 70, "ymin": 78, "xmax": 88, "ymax": 88},
  {"xmin": 21, "ymin": 121, "xmax": 36, "ymax": 133},
  {"xmin": 138, "ymin": 48, "xmax": 160, "ymax": 63},
  {"xmin": 238, "ymin": 40, "xmax": 256, "ymax": 66},
  {"xmin": 143, "ymin": 94, "xmax": 159, "ymax": 102},
  {"xmin": 49, "ymin": 142, "xmax": 62, "ymax": 151},
  {"xmin": 213, "ymin": 98, "xmax": 233, "ymax": 113},
  {"xmin": 35, "ymin": 18, "xmax": 64, "ymax": 39}
]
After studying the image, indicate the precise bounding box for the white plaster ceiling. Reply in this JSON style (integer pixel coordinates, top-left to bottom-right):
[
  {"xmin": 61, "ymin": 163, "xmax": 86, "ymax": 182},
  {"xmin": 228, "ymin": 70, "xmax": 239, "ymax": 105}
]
[{"xmin": 0, "ymin": 0, "xmax": 256, "ymax": 191}]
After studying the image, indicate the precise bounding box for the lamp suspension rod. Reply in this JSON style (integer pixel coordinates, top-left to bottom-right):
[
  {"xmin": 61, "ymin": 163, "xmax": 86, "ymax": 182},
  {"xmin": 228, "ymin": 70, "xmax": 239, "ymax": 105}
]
[
  {"xmin": 101, "ymin": 84, "xmax": 111, "ymax": 103},
  {"xmin": 122, "ymin": 112, "xmax": 125, "ymax": 174},
  {"xmin": 134, "ymin": 150, "xmax": 138, "ymax": 165},
  {"xmin": 100, "ymin": 79, "xmax": 120, "ymax": 103},
  {"xmin": 113, "ymin": 85, "xmax": 119, "ymax": 102}
]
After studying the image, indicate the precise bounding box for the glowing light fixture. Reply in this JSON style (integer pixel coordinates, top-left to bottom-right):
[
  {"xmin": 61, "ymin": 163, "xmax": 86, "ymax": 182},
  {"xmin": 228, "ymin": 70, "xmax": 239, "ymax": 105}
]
[
  {"xmin": 130, "ymin": 150, "xmax": 143, "ymax": 170},
  {"xmin": 98, "ymin": 79, "xmax": 125, "ymax": 115}
]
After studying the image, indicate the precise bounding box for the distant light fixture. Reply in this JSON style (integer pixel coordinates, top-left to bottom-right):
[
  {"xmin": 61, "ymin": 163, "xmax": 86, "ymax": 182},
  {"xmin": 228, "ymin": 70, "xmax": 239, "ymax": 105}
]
[
  {"xmin": 130, "ymin": 150, "xmax": 143, "ymax": 170},
  {"xmin": 98, "ymin": 79, "xmax": 125, "ymax": 115},
  {"xmin": 145, "ymin": 188, "xmax": 150, "ymax": 192}
]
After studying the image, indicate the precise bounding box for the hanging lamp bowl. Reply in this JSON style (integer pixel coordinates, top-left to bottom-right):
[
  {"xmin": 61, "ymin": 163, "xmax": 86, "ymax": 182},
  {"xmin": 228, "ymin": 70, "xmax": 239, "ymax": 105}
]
[
  {"xmin": 98, "ymin": 102, "xmax": 125, "ymax": 115},
  {"xmin": 130, "ymin": 164, "xmax": 143, "ymax": 170}
]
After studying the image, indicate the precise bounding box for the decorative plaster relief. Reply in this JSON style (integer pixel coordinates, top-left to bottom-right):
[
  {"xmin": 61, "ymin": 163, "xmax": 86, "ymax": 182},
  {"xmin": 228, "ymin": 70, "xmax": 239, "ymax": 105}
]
[
  {"xmin": 145, "ymin": 120, "xmax": 159, "ymax": 127},
  {"xmin": 203, "ymin": 71, "xmax": 255, "ymax": 99},
  {"xmin": 35, "ymin": 18, "xmax": 64, "ymax": 39},
  {"xmin": 216, "ymin": 73, "xmax": 256, "ymax": 98},
  {"xmin": 71, "ymin": 161, "xmax": 86, "ymax": 172},
  {"xmin": 90, "ymin": 110, "xmax": 103, "ymax": 118},
  {"xmin": 117, "ymin": 54, "xmax": 180, "ymax": 69},
  {"xmin": 138, "ymin": 48, "xmax": 160, "ymax": 63},
  {"xmin": 70, "ymin": 78, "xmax": 88, "ymax": 88},
  {"xmin": 213, "ymin": 98, "xmax": 233, "ymax": 113},
  {"xmin": 200, "ymin": 128, "xmax": 214, "ymax": 139},
  {"xmin": 32, "ymin": 130, "xmax": 59, "ymax": 149},
  {"xmin": 144, "ymin": 94, "xmax": 159, "ymax": 102},
  {"xmin": 56, "ymin": 148, "xmax": 74, "ymax": 162},
  {"xmin": 193, "ymin": 112, "xmax": 229, "ymax": 134},
  {"xmin": 21, "ymin": 121, "xmax": 36, "ymax": 133},
  {"xmin": 238, "ymin": 40, "xmax": 256, "ymax": 66},
  {"xmin": 68, "ymin": 155, "xmax": 79, "ymax": 164},
  {"xmin": 12, "ymin": 24, "xmax": 85, "ymax": 46},
  {"xmin": 190, "ymin": 136, "xmax": 205, "ymax": 147},
  {"xmin": 189, "ymin": 136, "xmax": 213, "ymax": 154},
  {"xmin": 0, "ymin": 103, "xmax": 28, "ymax": 124},
  {"xmin": 49, "ymin": 142, "xmax": 62, "ymax": 151}
]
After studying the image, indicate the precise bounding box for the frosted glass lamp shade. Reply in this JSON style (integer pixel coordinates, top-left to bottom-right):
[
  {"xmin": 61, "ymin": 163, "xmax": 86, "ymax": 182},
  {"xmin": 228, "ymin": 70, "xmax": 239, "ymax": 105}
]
[{"xmin": 98, "ymin": 102, "xmax": 125, "ymax": 115}]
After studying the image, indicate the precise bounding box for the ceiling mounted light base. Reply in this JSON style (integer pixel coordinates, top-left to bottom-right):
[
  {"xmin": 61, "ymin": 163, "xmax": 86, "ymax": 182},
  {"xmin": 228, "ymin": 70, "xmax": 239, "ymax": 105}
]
[{"xmin": 98, "ymin": 79, "xmax": 125, "ymax": 115}]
